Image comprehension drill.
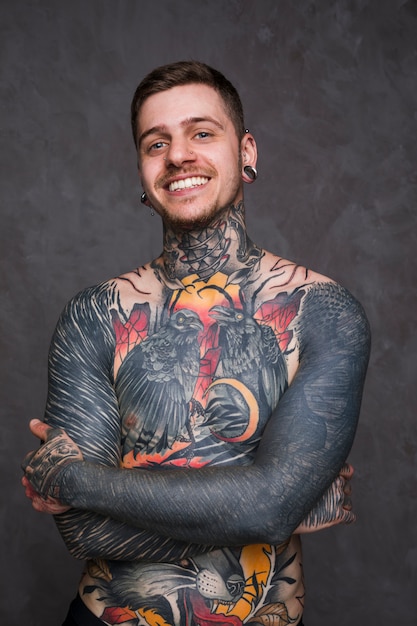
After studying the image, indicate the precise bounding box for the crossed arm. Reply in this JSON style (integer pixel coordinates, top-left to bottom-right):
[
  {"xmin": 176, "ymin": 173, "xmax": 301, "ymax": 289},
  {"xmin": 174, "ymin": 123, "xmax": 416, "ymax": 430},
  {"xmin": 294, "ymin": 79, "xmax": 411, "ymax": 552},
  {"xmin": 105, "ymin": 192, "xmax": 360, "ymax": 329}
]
[{"xmin": 22, "ymin": 282, "xmax": 370, "ymax": 558}]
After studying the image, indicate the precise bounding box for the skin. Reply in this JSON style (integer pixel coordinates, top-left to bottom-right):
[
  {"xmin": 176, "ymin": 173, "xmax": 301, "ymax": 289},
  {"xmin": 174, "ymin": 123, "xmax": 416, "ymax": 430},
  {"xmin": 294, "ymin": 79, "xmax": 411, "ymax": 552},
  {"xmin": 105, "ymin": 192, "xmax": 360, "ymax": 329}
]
[
  {"xmin": 22, "ymin": 83, "xmax": 370, "ymax": 625},
  {"xmin": 136, "ymin": 84, "xmax": 257, "ymax": 230}
]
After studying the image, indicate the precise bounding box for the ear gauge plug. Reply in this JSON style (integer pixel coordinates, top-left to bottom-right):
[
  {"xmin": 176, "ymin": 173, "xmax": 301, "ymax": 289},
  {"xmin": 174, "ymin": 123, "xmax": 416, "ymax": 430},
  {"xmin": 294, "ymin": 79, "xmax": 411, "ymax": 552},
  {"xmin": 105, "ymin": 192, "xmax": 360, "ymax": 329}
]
[
  {"xmin": 140, "ymin": 192, "xmax": 155, "ymax": 215},
  {"xmin": 243, "ymin": 165, "xmax": 258, "ymax": 181}
]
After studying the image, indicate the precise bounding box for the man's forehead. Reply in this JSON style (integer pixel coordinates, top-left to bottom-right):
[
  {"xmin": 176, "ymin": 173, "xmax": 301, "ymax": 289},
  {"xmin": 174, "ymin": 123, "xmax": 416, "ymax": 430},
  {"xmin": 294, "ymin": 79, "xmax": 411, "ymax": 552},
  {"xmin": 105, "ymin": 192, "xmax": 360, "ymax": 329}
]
[{"xmin": 137, "ymin": 84, "xmax": 230, "ymax": 134}]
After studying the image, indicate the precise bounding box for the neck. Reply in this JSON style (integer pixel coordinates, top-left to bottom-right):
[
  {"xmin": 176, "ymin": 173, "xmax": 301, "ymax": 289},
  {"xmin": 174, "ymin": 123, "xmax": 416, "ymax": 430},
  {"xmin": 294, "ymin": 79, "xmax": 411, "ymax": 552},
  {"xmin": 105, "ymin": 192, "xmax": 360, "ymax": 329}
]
[{"xmin": 157, "ymin": 202, "xmax": 262, "ymax": 284}]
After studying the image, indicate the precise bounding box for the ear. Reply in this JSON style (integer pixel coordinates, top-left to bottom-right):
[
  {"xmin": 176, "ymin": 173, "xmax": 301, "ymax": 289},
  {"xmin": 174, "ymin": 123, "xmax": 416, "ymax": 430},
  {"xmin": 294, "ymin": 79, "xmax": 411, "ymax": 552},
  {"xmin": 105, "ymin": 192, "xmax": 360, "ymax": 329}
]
[
  {"xmin": 137, "ymin": 164, "xmax": 152, "ymax": 207},
  {"xmin": 137, "ymin": 157, "xmax": 143, "ymax": 180},
  {"xmin": 240, "ymin": 132, "xmax": 258, "ymax": 184}
]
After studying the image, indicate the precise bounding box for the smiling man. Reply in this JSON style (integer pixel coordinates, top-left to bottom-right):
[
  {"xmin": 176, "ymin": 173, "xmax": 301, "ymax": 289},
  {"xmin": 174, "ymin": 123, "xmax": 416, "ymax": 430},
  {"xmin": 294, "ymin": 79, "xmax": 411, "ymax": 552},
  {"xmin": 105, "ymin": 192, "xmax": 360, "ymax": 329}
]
[
  {"xmin": 22, "ymin": 61, "xmax": 370, "ymax": 626},
  {"xmin": 137, "ymin": 82, "xmax": 251, "ymax": 230}
]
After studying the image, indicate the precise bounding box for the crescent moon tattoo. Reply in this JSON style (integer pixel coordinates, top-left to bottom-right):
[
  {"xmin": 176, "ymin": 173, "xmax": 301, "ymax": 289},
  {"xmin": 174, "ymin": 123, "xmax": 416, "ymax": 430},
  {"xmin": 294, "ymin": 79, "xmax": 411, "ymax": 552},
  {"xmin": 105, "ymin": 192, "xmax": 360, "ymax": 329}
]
[{"xmin": 204, "ymin": 378, "xmax": 260, "ymax": 443}]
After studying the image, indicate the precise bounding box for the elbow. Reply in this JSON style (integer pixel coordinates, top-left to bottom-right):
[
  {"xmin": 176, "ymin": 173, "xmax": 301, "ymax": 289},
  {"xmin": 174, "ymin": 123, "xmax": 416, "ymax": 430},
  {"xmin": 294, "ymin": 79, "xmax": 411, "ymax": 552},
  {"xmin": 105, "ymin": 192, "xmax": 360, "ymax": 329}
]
[
  {"xmin": 53, "ymin": 512, "xmax": 102, "ymax": 560},
  {"xmin": 59, "ymin": 534, "xmax": 108, "ymax": 561},
  {"xmin": 252, "ymin": 514, "xmax": 296, "ymax": 547},
  {"xmin": 230, "ymin": 492, "xmax": 298, "ymax": 546},
  {"xmin": 234, "ymin": 517, "xmax": 294, "ymax": 547},
  {"xmin": 65, "ymin": 542, "xmax": 90, "ymax": 560},
  {"xmin": 55, "ymin": 529, "xmax": 94, "ymax": 560}
]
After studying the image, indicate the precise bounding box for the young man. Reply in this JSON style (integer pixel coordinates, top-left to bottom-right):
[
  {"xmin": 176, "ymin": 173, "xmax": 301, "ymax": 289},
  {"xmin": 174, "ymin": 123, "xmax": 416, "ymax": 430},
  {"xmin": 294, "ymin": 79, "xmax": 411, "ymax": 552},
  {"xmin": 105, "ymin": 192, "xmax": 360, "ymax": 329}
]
[{"xmin": 22, "ymin": 61, "xmax": 370, "ymax": 626}]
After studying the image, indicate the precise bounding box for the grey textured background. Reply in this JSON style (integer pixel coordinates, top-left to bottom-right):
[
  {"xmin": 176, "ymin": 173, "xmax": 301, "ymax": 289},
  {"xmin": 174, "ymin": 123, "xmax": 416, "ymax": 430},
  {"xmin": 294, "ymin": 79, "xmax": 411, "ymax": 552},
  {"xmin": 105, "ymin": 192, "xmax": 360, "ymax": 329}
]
[{"xmin": 1, "ymin": 1, "xmax": 416, "ymax": 624}]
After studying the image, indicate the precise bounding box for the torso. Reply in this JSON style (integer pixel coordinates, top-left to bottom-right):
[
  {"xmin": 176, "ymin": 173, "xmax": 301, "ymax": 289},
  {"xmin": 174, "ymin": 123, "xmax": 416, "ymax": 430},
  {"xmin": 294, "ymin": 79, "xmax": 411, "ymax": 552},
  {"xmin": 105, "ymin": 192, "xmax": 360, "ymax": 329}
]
[{"xmin": 78, "ymin": 251, "xmax": 328, "ymax": 625}]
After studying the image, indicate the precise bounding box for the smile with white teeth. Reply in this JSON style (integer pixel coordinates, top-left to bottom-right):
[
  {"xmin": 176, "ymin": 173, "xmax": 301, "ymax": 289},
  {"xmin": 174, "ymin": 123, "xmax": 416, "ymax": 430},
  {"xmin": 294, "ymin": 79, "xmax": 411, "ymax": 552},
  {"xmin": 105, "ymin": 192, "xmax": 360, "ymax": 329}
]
[{"xmin": 168, "ymin": 176, "xmax": 209, "ymax": 192}]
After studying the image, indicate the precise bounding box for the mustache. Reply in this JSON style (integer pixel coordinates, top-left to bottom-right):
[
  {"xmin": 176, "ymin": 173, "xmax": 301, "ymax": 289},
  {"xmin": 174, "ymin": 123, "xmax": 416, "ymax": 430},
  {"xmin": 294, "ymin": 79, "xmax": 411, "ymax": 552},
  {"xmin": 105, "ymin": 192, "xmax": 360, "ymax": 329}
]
[{"xmin": 156, "ymin": 166, "xmax": 217, "ymax": 189}]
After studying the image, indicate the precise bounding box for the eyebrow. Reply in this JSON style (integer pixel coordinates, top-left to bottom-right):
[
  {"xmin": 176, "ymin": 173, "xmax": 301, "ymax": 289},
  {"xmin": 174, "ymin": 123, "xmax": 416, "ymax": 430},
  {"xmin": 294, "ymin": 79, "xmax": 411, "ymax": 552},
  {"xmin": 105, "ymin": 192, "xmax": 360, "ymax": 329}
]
[{"xmin": 138, "ymin": 116, "xmax": 225, "ymax": 148}]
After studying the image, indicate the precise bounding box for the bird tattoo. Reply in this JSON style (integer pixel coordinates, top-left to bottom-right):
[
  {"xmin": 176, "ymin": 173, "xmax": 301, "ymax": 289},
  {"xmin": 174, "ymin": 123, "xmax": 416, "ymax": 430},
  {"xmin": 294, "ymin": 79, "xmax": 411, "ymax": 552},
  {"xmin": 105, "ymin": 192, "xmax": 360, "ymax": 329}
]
[
  {"xmin": 115, "ymin": 309, "xmax": 204, "ymax": 456},
  {"xmin": 203, "ymin": 304, "xmax": 288, "ymax": 442}
]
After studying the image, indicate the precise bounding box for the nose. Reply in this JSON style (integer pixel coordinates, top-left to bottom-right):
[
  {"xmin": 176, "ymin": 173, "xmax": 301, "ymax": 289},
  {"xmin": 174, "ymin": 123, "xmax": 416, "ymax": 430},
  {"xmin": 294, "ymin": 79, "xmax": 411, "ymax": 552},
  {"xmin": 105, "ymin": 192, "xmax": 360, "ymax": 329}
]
[{"xmin": 165, "ymin": 136, "xmax": 196, "ymax": 167}]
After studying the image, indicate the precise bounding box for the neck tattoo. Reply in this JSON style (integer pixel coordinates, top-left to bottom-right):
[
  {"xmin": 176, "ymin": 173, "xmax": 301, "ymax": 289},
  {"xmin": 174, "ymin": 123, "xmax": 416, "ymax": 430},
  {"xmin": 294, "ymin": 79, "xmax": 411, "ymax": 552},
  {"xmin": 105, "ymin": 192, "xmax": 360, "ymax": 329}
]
[{"xmin": 158, "ymin": 203, "xmax": 264, "ymax": 284}]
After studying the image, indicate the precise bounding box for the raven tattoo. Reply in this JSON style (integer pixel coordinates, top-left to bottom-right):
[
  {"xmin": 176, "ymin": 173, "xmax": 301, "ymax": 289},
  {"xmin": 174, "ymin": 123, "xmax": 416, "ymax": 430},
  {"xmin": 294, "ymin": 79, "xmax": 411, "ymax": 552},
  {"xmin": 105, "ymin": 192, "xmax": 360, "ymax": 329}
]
[{"xmin": 116, "ymin": 309, "xmax": 203, "ymax": 455}]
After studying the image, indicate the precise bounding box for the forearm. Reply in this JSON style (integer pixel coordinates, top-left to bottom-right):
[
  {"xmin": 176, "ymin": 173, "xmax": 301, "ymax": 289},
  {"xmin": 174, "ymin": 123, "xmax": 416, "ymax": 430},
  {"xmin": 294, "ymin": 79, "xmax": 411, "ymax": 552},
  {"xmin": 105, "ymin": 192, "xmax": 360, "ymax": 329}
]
[
  {"xmin": 60, "ymin": 460, "xmax": 312, "ymax": 547},
  {"xmin": 54, "ymin": 508, "xmax": 217, "ymax": 562}
]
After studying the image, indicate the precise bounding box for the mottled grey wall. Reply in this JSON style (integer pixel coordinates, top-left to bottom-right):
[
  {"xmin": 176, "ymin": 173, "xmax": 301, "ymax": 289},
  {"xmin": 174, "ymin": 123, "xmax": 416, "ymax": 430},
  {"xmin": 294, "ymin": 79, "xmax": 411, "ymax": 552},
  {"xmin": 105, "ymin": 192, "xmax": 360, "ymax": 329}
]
[{"xmin": 1, "ymin": 0, "xmax": 416, "ymax": 624}]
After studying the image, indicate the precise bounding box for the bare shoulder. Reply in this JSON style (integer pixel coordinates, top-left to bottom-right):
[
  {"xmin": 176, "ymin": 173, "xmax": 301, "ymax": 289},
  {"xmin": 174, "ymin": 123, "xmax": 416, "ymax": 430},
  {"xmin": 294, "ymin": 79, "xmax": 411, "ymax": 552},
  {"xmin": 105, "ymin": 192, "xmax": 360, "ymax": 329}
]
[
  {"xmin": 259, "ymin": 250, "xmax": 371, "ymax": 357},
  {"xmin": 54, "ymin": 263, "xmax": 163, "ymax": 339},
  {"xmin": 112, "ymin": 262, "xmax": 166, "ymax": 313},
  {"xmin": 258, "ymin": 250, "xmax": 333, "ymax": 293},
  {"xmin": 260, "ymin": 251, "xmax": 366, "ymax": 307}
]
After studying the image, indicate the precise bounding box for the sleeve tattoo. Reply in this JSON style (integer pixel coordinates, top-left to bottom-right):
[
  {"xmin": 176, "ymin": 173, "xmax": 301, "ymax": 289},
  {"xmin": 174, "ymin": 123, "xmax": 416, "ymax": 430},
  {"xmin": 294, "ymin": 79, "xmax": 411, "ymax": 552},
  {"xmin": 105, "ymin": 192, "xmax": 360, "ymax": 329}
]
[{"xmin": 45, "ymin": 283, "xmax": 217, "ymax": 561}]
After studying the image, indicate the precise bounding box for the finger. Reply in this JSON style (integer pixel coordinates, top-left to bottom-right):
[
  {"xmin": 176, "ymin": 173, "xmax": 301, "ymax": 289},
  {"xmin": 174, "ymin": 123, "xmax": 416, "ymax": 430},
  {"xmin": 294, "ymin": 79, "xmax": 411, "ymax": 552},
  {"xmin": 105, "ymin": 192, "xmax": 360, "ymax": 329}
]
[
  {"xmin": 342, "ymin": 495, "xmax": 353, "ymax": 511},
  {"xmin": 340, "ymin": 463, "xmax": 354, "ymax": 479},
  {"xmin": 22, "ymin": 476, "xmax": 39, "ymax": 500},
  {"xmin": 29, "ymin": 419, "xmax": 51, "ymax": 442},
  {"xmin": 22, "ymin": 478, "xmax": 32, "ymax": 498},
  {"xmin": 21, "ymin": 475, "xmax": 33, "ymax": 489},
  {"xmin": 31, "ymin": 495, "xmax": 53, "ymax": 513},
  {"xmin": 343, "ymin": 481, "xmax": 353, "ymax": 497},
  {"xmin": 334, "ymin": 475, "xmax": 345, "ymax": 503},
  {"xmin": 21, "ymin": 449, "xmax": 37, "ymax": 473},
  {"xmin": 31, "ymin": 494, "xmax": 71, "ymax": 514},
  {"xmin": 341, "ymin": 508, "xmax": 356, "ymax": 524}
]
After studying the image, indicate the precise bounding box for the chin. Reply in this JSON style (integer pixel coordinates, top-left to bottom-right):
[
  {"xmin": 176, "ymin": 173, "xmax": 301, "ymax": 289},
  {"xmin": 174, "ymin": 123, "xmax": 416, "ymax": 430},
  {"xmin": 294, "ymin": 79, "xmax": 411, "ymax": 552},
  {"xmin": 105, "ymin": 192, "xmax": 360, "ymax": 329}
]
[
  {"xmin": 162, "ymin": 203, "xmax": 228, "ymax": 231},
  {"xmin": 169, "ymin": 215, "xmax": 214, "ymax": 231}
]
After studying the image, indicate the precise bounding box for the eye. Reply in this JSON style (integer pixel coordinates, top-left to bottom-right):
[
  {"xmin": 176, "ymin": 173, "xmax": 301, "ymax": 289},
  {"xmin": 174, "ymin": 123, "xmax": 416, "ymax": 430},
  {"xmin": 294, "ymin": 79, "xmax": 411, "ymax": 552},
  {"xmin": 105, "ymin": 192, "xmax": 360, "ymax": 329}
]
[
  {"xmin": 148, "ymin": 140, "xmax": 167, "ymax": 152},
  {"xmin": 195, "ymin": 131, "xmax": 212, "ymax": 140}
]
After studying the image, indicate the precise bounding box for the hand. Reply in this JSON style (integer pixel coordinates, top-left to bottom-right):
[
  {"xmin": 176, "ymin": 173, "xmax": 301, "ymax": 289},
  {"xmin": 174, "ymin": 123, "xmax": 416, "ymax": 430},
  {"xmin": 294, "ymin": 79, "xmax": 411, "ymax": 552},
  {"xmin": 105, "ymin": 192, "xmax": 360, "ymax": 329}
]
[
  {"xmin": 21, "ymin": 474, "xmax": 71, "ymax": 514},
  {"xmin": 295, "ymin": 463, "xmax": 356, "ymax": 534},
  {"xmin": 21, "ymin": 419, "xmax": 83, "ymax": 507}
]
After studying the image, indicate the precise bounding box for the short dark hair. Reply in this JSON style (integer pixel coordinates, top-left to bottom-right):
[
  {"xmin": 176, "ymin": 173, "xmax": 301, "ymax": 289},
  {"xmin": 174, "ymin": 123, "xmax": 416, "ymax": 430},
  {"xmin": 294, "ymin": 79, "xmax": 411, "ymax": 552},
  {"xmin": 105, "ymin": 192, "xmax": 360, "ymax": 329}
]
[{"xmin": 131, "ymin": 61, "xmax": 245, "ymax": 147}]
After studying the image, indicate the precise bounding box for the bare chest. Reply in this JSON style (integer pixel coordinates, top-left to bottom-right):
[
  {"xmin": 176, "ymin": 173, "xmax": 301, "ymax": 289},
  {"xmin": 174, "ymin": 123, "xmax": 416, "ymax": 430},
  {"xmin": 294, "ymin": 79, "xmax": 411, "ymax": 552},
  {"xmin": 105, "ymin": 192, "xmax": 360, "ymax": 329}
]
[{"xmin": 110, "ymin": 271, "xmax": 302, "ymax": 469}]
